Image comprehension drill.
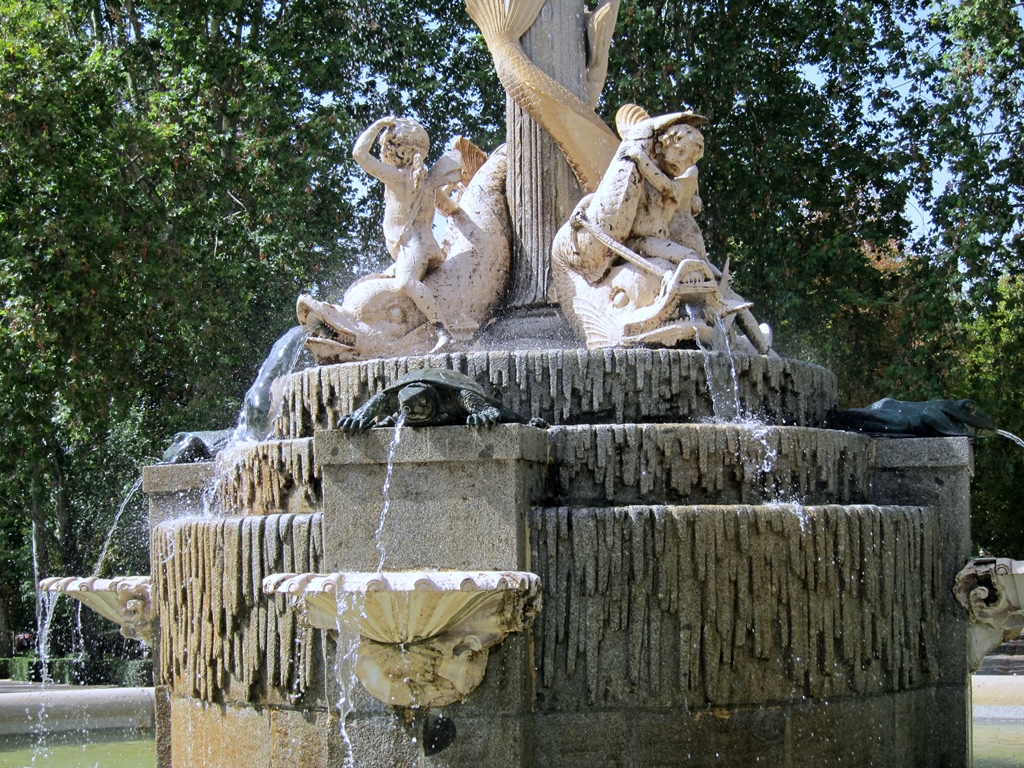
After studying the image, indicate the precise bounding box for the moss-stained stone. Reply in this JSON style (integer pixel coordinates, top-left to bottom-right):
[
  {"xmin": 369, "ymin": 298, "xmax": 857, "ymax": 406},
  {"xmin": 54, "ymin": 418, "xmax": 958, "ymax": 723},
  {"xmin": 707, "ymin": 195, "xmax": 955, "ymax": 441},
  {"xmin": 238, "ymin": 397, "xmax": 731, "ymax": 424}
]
[
  {"xmin": 530, "ymin": 504, "xmax": 941, "ymax": 710},
  {"xmin": 152, "ymin": 514, "xmax": 325, "ymax": 706},
  {"xmin": 275, "ymin": 350, "xmax": 837, "ymax": 438},
  {"xmin": 547, "ymin": 424, "xmax": 873, "ymax": 506},
  {"xmin": 212, "ymin": 438, "xmax": 321, "ymax": 516}
]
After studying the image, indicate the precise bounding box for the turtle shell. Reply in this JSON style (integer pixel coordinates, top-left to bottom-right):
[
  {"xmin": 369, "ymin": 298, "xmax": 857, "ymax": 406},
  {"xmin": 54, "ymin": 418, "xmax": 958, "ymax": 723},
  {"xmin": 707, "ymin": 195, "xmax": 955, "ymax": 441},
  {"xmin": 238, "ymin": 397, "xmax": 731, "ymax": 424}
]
[{"xmin": 384, "ymin": 368, "xmax": 490, "ymax": 398}]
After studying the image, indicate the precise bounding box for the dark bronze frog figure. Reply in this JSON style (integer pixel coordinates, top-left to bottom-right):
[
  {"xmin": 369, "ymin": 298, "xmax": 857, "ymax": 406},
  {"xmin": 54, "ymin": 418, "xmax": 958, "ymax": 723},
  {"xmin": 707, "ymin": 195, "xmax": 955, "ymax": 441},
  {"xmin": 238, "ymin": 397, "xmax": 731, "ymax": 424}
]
[{"xmin": 833, "ymin": 398, "xmax": 996, "ymax": 437}]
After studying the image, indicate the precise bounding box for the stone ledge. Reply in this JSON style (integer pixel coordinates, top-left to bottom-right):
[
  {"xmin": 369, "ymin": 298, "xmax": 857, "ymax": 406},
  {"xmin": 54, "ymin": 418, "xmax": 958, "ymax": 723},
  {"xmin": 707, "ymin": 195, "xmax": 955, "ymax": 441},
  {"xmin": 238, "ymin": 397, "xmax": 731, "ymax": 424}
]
[
  {"xmin": 0, "ymin": 686, "xmax": 154, "ymax": 735},
  {"xmin": 276, "ymin": 350, "xmax": 839, "ymax": 437},
  {"xmin": 315, "ymin": 423, "xmax": 550, "ymax": 466},
  {"xmin": 872, "ymin": 436, "xmax": 973, "ymax": 473},
  {"xmin": 142, "ymin": 462, "xmax": 214, "ymax": 494}
]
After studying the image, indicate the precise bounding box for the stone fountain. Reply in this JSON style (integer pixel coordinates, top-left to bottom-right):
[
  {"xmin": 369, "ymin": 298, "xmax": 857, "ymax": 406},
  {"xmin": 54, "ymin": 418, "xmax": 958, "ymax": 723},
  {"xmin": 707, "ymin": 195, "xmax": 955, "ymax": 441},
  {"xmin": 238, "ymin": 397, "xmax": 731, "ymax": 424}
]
[{"xmin": 46, "ymin": 0, "xmax": 982, "ymax": 765}]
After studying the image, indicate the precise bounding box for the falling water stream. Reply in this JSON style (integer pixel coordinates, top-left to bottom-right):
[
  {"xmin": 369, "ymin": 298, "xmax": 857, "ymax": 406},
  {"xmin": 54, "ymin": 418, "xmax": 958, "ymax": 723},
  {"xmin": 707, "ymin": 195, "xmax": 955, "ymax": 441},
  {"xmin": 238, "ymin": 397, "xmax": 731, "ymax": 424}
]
[
  {"xmin": 92, "ymin": 476, "xmax": 144, "ymax": 578},
  {"xmin": 28, "ymin": 592, "xmax": 60, "ymax": 766},
  {"xmin": 687, "ymin": 305, "xmax": 741, "ymax": 422},
  {"xmin": 233, "ymin": 325, "xmax": 311, "ymax": 444},
  {"xmin": 331, "ymin": 592, "xmax": 362, "ymax": 768},
  {"xmin": 996, "ymin": 428, "xmax": 1024, "ymax": 452},
  {"xmin": 375, "ymin": 410, "xmax": 407, "ymax": 573}
]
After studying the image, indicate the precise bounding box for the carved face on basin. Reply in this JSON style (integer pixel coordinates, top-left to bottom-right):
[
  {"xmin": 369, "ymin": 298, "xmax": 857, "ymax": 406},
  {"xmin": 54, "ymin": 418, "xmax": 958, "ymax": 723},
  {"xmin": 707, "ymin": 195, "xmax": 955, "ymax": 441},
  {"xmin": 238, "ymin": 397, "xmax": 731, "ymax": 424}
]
[{"xmin": 355, "ymin": 634, "xmax": 490, "ymax": 709}]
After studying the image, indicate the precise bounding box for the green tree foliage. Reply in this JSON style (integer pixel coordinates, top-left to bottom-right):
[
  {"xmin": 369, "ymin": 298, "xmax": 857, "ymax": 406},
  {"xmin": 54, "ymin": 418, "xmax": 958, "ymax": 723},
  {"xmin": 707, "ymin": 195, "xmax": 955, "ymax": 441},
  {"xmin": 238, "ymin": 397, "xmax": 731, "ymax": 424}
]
[
  {"xmin": 888, "ymin": 0, "xmax": 1024, "ymax": 553},
  {"xmin": 0, "ymin": 0, "xmax": 498, "ymax": 647},
  {"xmin": 605, "ymin": 0, "xmax": 1023, "ymax": 552},
  {"xmin": 606, "ymin": 0, "xmax": 920, "ymax": 373},
  {"xmin": 1, "ymin": 0, "xmax": 1022, "ymax": 646},
  {"xmin": 962, "ymin": 275, "xmax": 1024, "ymax": 554}
]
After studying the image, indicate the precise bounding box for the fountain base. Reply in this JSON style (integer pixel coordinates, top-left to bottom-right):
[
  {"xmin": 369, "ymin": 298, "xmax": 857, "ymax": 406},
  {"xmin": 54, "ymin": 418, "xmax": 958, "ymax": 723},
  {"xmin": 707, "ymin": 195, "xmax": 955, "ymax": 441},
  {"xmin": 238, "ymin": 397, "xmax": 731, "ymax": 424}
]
[{"xmin": 135, "ymin": 352, "xmax": 974, "ymax": 766}]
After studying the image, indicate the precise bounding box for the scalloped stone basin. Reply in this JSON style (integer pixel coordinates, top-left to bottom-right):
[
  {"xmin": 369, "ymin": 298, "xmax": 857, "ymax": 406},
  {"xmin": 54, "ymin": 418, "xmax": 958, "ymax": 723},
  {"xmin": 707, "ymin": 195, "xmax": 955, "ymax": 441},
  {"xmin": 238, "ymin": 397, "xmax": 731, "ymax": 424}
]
[
  {"xmin": 40, "ymin": 576, "xmax": 154, "ymax": 645},
  {"xmin": 263, "ymin": 570, "xmax": 541, "ymax": 708}
]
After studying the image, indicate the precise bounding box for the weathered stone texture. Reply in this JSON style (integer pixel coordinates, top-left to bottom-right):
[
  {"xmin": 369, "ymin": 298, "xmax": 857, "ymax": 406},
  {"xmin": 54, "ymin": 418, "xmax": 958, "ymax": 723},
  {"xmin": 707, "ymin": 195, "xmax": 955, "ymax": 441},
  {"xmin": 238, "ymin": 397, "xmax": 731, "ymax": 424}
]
[
  {"xmin": 548, "ymin": 424, "xmax": 873, "ymax": 506},
  {"xmin": 275, "ymin": 350, "xmax": 837, "ymax": 437},
  {"xmin": 317, "ymin": 424, "xmax": 546, "ymax": 572},
  {"xmin": 212, "ymin": 438, "xmax": 320, "ymax": 516},
  {"xmin": 530, "ymin": 504, "xmax": 941, "ymax": 711},
  {"xmin": 153, "ymin": 513, "xmax": 324, "ymax": 705}
]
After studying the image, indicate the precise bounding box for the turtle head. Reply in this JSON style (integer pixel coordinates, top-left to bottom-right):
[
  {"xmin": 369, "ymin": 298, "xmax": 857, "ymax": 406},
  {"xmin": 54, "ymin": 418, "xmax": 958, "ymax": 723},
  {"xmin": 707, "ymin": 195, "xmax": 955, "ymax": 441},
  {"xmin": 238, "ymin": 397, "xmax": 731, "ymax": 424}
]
[{"xmin": 398, "ymin": 383, "xmax": 440, "ymax": 424}]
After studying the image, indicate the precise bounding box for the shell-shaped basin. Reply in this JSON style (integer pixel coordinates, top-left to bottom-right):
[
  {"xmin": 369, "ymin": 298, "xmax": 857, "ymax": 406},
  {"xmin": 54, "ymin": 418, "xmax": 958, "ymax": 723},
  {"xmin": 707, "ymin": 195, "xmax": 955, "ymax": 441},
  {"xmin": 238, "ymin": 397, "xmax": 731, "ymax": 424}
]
[
  {"xmin": 39, "ymin": 576, "xmax": 154, "ymax": 645},
  {"xmin": 264, "ymin": 570, "xmax": 541, "ymax": 708}
]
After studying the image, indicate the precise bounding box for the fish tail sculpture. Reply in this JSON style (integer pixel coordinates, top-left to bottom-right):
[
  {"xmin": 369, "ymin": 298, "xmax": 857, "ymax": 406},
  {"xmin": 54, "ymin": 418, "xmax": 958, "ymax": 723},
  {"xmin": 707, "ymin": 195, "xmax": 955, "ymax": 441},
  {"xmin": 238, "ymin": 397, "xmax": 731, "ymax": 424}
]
[
  {"xmin": 465, "ymin": 0, "xmax": 620, "ymax": 192},
  {"xmin": 584, "ymin": 0, "xmax": 621, "ymax": 108}
]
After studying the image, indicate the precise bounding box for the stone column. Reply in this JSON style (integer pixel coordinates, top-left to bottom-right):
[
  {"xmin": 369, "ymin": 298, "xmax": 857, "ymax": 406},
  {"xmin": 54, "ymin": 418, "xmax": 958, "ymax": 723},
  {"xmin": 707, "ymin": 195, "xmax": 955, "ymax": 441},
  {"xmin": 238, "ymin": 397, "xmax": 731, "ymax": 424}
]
[
  {"xmin": 869, "ymin": 437, "xmax": 974, "ymax": 767},
  {"xmin": 493, "ymin": 0, "xmax": 587, "ymax": 346},
  {"xmin": 316, "ymin": 423, "xmax": 549, "ymax": 767}
]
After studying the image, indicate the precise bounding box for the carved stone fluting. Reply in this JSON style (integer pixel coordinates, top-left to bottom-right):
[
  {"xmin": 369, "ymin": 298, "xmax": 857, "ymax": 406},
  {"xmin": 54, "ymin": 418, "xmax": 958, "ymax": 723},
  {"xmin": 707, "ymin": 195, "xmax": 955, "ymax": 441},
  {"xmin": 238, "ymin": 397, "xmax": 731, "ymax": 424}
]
[
  {"xmin": 40, "ymin": 576, "xmax": 154, "ymax": 645},
  {"xmin": 212, "ymin": 437, "xmax": 320, "ymax": 516},
  {"xmin": 506, "ymin": 0, "xmax": 588, "ymax": 308},
  {"xmin": 276, "ymin": 350, "xmax": 838, "ymax": 439},
  {"xmin": 264, "ymin": 570, "xmax": 542, "ymax": 708},
  {"xmin": 506, "ymin": 104, "xmax": 578, "ymax": 308},
  {"xmin": 152, "ymin": 514, "xmax": 324, "ymax": 704},
  {"xmin": 531, "ymin": 504, "xmax": 941, "ymax": 709},
  {"xmin": 548, "ymin": 424, "xmax": 875, "ymax": 507},
  {"xmin": 953, "ymin": 557, "xmax": 1024, "ymax": 671}
]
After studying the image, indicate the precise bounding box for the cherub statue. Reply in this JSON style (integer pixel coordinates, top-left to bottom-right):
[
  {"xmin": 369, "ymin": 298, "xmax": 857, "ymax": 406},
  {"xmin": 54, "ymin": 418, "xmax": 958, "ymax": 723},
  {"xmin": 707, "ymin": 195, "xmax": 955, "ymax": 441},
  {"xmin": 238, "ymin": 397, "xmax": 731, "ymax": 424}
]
[
  {"xmin": 551, "ymin": 106, "xmax": 772, "ymax": 355},
  {"xmin": 352, "ymin": 117, "xmax": 464, "ymax": 350},
  {"xmin": 296, "ymin": 123, "xmax": 511, "ymax": 365}
]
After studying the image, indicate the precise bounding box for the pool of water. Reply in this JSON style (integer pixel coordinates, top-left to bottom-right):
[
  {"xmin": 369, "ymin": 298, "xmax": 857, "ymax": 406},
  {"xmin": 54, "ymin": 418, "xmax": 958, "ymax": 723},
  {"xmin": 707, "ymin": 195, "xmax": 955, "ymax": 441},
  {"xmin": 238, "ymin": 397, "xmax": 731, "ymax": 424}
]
[
  {"xmin": 0, "ymin": 730, "xmax": 155, "ymax": 768},
  {"xmin": 974, "ymin": 720, "xmax": 1024, "ymax": 768},
  {"xmin": 0, "ymin": 717, "xmax": 1017, "ymax": 766}
]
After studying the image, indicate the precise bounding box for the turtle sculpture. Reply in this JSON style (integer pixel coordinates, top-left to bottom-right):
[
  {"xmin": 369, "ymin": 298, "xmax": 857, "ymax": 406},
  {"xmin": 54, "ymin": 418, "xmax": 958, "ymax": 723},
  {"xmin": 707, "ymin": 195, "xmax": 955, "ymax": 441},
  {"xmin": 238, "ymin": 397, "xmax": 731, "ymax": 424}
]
[{"xmin": 338, "ymin": 368, "xmax": 546, "ymax": 432}]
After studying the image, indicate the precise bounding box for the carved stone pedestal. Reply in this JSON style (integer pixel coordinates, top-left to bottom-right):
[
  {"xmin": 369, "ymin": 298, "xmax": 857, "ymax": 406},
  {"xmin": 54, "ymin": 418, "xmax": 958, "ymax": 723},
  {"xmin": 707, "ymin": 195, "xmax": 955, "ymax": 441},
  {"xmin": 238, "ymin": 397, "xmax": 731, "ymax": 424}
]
[
  {"xmin": 138, "ymin": 354, "xmax": 974, "ymax": 767},
  {"xmin": 317, "ymin": 424, "xmax": 548, "ymax": 572}
]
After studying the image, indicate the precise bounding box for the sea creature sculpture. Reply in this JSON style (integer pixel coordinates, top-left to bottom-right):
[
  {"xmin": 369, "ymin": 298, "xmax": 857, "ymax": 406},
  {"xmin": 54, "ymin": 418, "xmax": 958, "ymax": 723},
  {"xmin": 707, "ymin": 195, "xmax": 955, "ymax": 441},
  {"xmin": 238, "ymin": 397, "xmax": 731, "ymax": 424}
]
[
  {"xmin": 465, "ymin": 0, "xmax": 621, "ymax": 192},
  {"xmin": 298, "ymin": 142, "xmax": 511, "ymax": 364},
  {"xmin": 832, "ymin": 398, "xmax": 997, "ymax": 437},
  {"xmin": 550, "ymin": 107, "xmax": 773, "ymax": 354},
  {"xmin": 338, "ymin": 368, "xmax": 541, "ymax": 431},
  {"xmin": 162, "ymin": 430, "xmax": 231, "ymax": 464}
]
